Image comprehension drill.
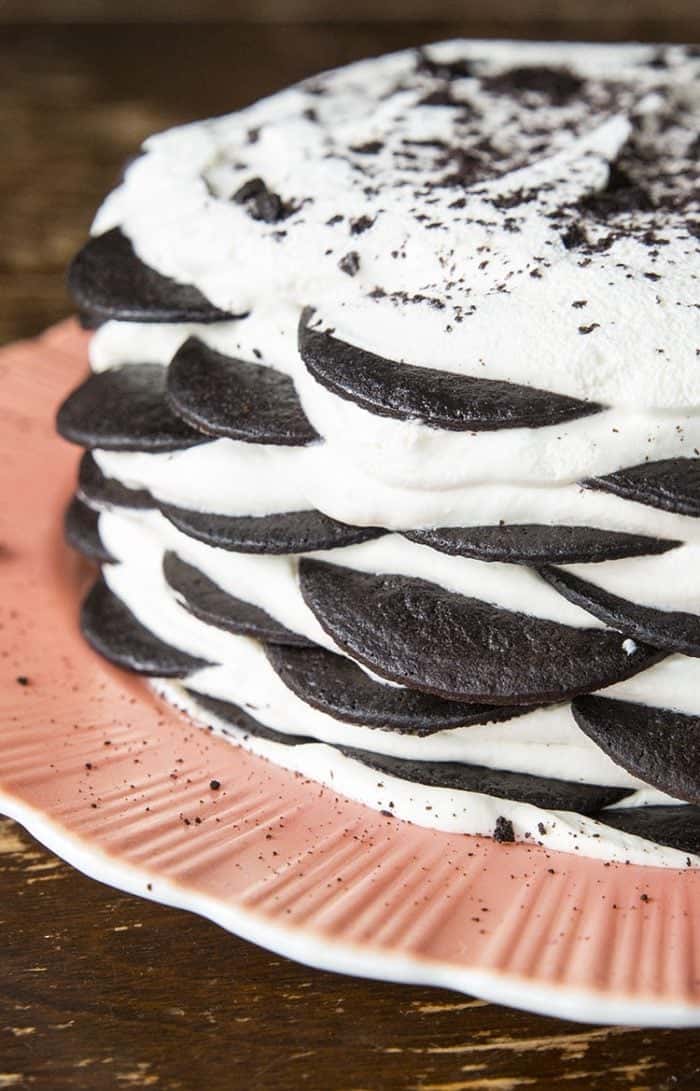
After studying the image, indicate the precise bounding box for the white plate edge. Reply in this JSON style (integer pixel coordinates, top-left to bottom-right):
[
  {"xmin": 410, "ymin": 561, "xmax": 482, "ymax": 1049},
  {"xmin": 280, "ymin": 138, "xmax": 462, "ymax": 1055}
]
[{"xmin": 2, "ymin": 788, "xmax": 699, "ymax": 1028}]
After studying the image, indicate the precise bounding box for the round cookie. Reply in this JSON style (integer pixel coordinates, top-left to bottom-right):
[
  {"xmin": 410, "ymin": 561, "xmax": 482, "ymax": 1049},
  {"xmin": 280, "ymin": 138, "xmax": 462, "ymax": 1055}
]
[
  {"xmin": 299, "ymin": 308, "xmax": 603, "ymax": 431},
  {"xmin": 81, "ymin": 577, "xmax": 209, "ymax": 676},
  {"xmin": 58, "ymin": 363, "xmax": 206, "ymax": 452},
  {"xmin": 540, "ymin": 564, "xmax": 700, "ymax": 657},
  {"xmin": 264, "ymin": 642, "xmax": 526, "ymax": 733},
  {"xmin": 68, "ymin": 228, "xmax": 239, "ymax": 325},
  {"xmin": 78, "ymin": 452, "xmax": 156, "ymax": 511},
  {"xmin": 163, "ymin": 552, "xmax": 312, "ymax": 646},
  {"xmin": 405, "ymin": 524, "xmax": 679, "ymax": 565},
  {"xmin": 299, "ymin": 559, "xmax": 663, "ymax": 704},
  {"xmin": 166, "ymin": 337, "xmax": 319, "ymax": 445},
  {"xmin": 160, "ymin": 504, "xmax": 383, "ymax": 555},
  {"xmin": 586, "ymin": 458, "xmax": 700, "ymax": 518},
  {"xmin": 599, "ymin": 805, "xmax": 700, "ymax": 858},
  {"xmin": 572, "ymin": 695, "xmax": 700, "ymax": 804},
  {"xmin": 64, "ymin": 497, "xmax": 114, "ymax": 564}
]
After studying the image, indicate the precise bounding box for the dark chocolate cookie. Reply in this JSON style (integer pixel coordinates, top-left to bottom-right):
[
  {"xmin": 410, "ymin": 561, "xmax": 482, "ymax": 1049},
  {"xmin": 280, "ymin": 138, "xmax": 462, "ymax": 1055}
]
[
  {"xmin": 539, "ymin": 565, "xmax": 700, "ymax": 656},
  {"xmin": 166, "ymin": 337, "xmax": 319, "ymax": 445},
  {"xmin": 405, "ymin": 524, "xmax": 679, "ymax": 564},
  {"xmin": 81, "ymin": 577, "xmax": 209, "ymax": 676},
  {"xmin": 585, "ymin": 458, "xmax": 700, "ymax": 517},
  {"xmin": 599, "ymin": 805, "xmax": 700, "ymax": 858},
  {"xmin": 343, "ymin": 748, "xmax": 630, "ymax": 814},
  {"xmin": 57, "ymin": 364, "xmax": 206, "ymax": 452},
  {"xmin": 77, "ymin": 310, "xmax": 104, "ymax": 331},
  {"xmin": 299, "ymin": 559, "xmax": 662, "ymax": 704},
  {"xmin": 185, "ymin": 691, "xmax": 309, "ymax": 744},
  {"xmin": 163, "ymin": 552, "xmax": 312, "ymax": 646},
  {"xmin": 299, "ymin": 308, "xmax": 603, "ymax": 431},
  {"xmin": 64, "ymin": 496, "xmax": 114, "ymax": 564},
  {"xmin": 182, "ymin": 691, "xmax": 630, "ymax": 813},
  {"xmin": 68, "ymin": 228, "xmax": 239, "ymax": 324},
  {"xmin": 265, "ymin": 642, "xmax": 527, "ymax": 733},
  {"xmin": 78, "ymin": 452, "xmax": 156, "ymax": 510},
  {"xmin": 160, "ymin": 504, "xmax": 383, "ymax": 554},
  {"xmin": 572, "ymin": 695, "xmax": 700, "ymax": 804}
]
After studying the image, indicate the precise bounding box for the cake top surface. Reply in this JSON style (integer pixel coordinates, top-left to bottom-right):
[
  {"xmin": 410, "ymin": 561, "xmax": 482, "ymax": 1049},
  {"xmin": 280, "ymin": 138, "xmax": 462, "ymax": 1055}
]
[{"xmin": 94, "ymin": 40, "xmax": 700, "ymax": 408}]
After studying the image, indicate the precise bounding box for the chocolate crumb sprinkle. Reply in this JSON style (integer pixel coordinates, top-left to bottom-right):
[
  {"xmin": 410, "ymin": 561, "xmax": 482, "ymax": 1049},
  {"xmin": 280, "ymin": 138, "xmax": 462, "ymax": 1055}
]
[
  {"xmin": 350, "ymin": 215, "xmax": 375, "ymax": 236},
  {"xmin": 339, "ymin": 251, "xmax": 361, "ymax": 277},
  {"xmin": 483, "ymin": 65, "xmax": 584, "ymax": 105},
  {"xmin": 351, "ymin": 141, "xmax": 384, "ymax": 155},
  {"xmin": 494, "ymin": 816, "xmax": 516, "ymax": 843},
  {"xmin": 562, "ymin": 223, "xmax": 588, "ymax": 251},
  {"xmin": 232, "ymin": 177, "xmax": 294, "ymax": 224}
]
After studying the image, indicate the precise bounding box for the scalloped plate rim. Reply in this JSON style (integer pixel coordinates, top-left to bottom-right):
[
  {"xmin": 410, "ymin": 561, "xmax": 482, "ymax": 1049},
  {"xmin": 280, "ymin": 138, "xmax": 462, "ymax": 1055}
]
[{"xmin": 3, "ymin": 788, "xmax": 699, "ymax": 1028}]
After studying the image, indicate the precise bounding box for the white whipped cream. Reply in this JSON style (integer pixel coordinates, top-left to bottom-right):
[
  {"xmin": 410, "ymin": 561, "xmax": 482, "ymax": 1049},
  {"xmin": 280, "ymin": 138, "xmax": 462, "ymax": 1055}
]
[
  {"xmin": 95, "ymin": 507, "xmax": 700, "ymax": 843},
  {"xmin": 158, "ymin": 681, "xmax": 697, "ymax": 871},
  {"xmin": 92, "ymin": 42, "xmax": 699, "ymax": 404},
  {"xmin": 90, "ymin": 315, "xmax": 700, "ymax": 498},
  {"xmin": 84, "ymin": 39, "xmax": 699, "ymax": 529},
  {"xmin": 557, "ymin": 544, "xmax": 700, "ymax": 615},
  {"xmin": 95, "ymin": 537, "xmax": 699, "ymax": 869},
  {"xmin": 73, "ymin": 40, "xmax": 700, "ymax": 867},
  {"xmin": 97, "ymin": 506, "xmax": 602, "ymax": 637},
  {"xmin": 97, "ymin": 506, "xmax": 700, "ymax": 726}
]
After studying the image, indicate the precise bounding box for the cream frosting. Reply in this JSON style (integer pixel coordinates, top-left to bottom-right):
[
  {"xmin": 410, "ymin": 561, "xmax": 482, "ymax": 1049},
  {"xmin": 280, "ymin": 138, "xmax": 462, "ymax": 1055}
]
[
  {"xmin": 93, "ymin": 535, "xmax": 700, "ymax": 869},
  {"xmin": 89, "ymin": 314, "xmax": 700, "ymax": 496},
  {"xmin": 95, "ymin": 506, "xmax": 698, "ymax": 813},
  {"xmin": 67, "ymin": 39, "xmax": 700, "ymax": 867},
  {"xmin": 92, "ymin": 41, "xmax": 699, "ymax": 409},
  {"xmin": 86, "ymin": 38, "xmax": 700, "ymax": 529},
  {"xmin": 157, "ymin": 682, "xmax": 697, "ymax": 870}
]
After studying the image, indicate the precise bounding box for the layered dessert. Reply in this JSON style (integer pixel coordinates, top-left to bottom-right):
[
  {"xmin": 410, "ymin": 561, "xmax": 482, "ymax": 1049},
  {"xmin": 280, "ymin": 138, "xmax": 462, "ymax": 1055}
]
[{"xmin": 58, "ymin": 40, "xmax": 700, "ymax": 867}]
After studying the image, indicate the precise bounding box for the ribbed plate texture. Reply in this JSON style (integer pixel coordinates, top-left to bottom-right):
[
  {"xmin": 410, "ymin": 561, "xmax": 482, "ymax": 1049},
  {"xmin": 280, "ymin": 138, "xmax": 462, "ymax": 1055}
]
[{"xmin": 1, "ymin": 322, "xmax": 698, "ymax": 1026}]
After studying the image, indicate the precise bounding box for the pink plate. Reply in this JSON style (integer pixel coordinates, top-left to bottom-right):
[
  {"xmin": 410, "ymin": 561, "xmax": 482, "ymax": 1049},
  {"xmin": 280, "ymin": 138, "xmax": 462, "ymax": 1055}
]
[{"xmin": 1, "ymin": 321, "xmax": 699, "ymax": 1026}]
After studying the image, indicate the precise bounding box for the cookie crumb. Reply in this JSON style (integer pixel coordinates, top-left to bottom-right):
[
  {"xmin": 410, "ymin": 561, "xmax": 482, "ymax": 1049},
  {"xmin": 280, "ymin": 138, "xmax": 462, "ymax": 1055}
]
[
  {"xmin": 339, "ymin": 250, "xmax": 360, "ymax": 276},
  {"xmin": 494, "ymin": 816, "xmax": 516, "ymax": 843}
]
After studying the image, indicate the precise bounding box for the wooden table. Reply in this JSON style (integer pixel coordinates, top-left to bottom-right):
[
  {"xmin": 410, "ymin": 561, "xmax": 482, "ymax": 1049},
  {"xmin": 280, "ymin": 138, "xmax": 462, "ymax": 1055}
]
[{"xmin": 2, "ymin": 21, "xmax": 700, "ymax": 1090}]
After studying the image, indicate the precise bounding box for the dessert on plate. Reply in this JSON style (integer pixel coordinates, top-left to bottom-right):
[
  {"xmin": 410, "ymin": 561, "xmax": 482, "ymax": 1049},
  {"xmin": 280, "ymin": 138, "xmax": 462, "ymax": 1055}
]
[{"xmin": 58, "ymin": 39, "xmax": 700, "ymax": 869}]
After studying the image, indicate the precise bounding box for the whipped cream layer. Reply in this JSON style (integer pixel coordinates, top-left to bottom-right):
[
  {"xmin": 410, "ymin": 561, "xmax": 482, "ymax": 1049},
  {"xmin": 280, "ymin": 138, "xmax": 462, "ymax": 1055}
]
[
  {"xmin": 95, "ymin": 504, "xmax": 700, "ymax": 720},
  {"xmin": 89, "ymin": 511, "xmax": 697, "ymax": 869},
  {"xmin": 87, "ymin": 41, "xmax": 700, "ymax": 527},
  {"xmin": 92, "ymin": 503, "xmax": 700, "ymax": 861},
  {"xmin": 61, "ymin": 39, "xmax": 700, "ymax": 869},
  {"xmin": 90, "ymin": 315, "xmax": 700, "ymax": 497},
  {"xmin": 96, "ymin": 507, "xmax": 602, "ymax": 633},
  {"xmin": 93, "ymin": 42, "xmax": 699, "ymax": 404},
  {"xmin": 158, "ymin": 681, "xmax": 696, "ymax": 870},
  {"xmin": 96, "ymin": 505, "xmax": 700, "ymax": 729}
]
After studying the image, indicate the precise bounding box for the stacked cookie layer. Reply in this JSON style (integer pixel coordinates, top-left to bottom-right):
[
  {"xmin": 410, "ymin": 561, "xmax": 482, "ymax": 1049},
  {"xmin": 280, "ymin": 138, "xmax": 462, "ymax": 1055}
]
[{"xmin": 58, "ymin": 40, "xmax": 700, "ymax": 866}]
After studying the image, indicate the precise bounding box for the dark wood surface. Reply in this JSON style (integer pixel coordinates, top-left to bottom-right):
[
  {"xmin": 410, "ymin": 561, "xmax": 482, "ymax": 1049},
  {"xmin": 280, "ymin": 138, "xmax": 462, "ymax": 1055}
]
[
  {"xmin": 3, "ymin": 21, "xmax": 700, "ymax": 1090},
  {"xmin": 2, "ymin": 0, "xmax": 700, "ymax": 25}
]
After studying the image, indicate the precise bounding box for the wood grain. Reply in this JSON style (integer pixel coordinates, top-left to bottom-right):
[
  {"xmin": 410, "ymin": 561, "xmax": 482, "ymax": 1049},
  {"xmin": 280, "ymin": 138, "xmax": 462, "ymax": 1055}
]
[
  {"xmin": 1, "ymin": 0, "xmax": 699, "ymax": 25},
  {"xmin": 2, "ymin": 21, "xmax": 700, "ymax": 1089}
]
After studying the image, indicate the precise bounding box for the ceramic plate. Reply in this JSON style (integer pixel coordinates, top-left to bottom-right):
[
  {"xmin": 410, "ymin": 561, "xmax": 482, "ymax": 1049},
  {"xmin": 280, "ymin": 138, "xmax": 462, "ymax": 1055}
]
[{"xmin": 2, "ymin": 321, "xmax": 699, "ymax": 1027}]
